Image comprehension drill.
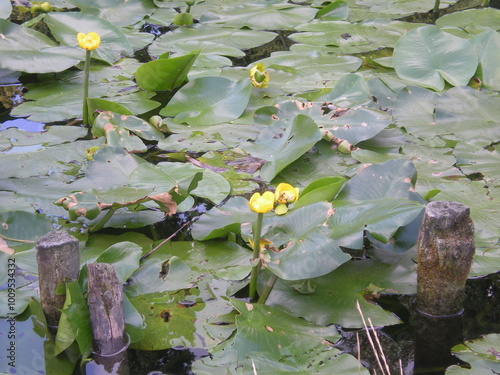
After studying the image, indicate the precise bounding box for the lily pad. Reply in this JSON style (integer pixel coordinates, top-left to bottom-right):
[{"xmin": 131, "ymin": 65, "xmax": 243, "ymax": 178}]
[
  {"xmin": 260, "ymin": 202, "xmax": 351, "ymax": 280},
  {"xmin": 241, "ymin": 114, "xmax": 322, "ymax": 181},
  {"xmin": 45, "ymin": 12, "xmax": 133, "ymax": 64},
  {"xmin": 470, "ymin": 30, "xmax": 500, "ymax": 91},
  {"xmin": 160, "ymin": 77, "xmax": 251, "ymax": 125},
  {"xmin": 0, "ymin": 19, "xmax": 80, "ymax": 74},
  {"xmin": 447, "ymin": 334, "xmax": 500, "ymax": 374},
  {"xmin": 265, "ymin": 251, "xmax": 417, "ymax": 328},
  {"xmin": 393, "ymin": 25, "xmax": 478, "ymax": 91},
  {"xmin": 135, "ymin": 51, "xmax": 199, "ymax": 91}
]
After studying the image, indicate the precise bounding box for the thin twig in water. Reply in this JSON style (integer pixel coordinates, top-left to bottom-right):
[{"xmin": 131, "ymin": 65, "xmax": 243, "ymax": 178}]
[
  {"xmin": 369, "ymin": 317, "xmax": 391, "ymax": 375},
  {"xmin": 356, "ymin": 300, "xmax": 389, "ymax": 375},
  {"xmin": 140, "ymin": 220, "xmax": 191, "ymax": 261}
]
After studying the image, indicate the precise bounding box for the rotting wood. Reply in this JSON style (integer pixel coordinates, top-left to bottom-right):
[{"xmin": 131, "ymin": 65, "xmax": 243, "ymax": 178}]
[
  {"xmin": 416, "ymin": 200, "xmax": 475, "ymax": 316},
  {"xmin": 36, "ymin": 231, "xmax": 80, "ymax": 330},
  {"xmin": 87, "ymin": 263, "xmax": 127, "ymax": 355}
]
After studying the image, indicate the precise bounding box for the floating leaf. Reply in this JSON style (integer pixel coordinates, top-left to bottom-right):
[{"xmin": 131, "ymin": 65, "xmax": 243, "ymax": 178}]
[
  {"xmin": 266, "ymin": 253, "xmax": 417, "ymax": 328},
  {"xmin": 447, "ymin": 334, "xmax": 500, "ymax": 374},
  {"xmin": 135, "ymin": 51, "xmax": 199, "ymax": 91},
  {"xmin": 393, "ymin": 25, "xmax": 478, "ymax": 91},
  {"xmin": 241, "ymin": 114, "xmax": 322, "ymax": 181},
  {"xmin": 295, "ymin": 176, "xmax": 345, "ymax": 208},
  {"xmin": 160, "ymin": 77, "xmax": 251, "ymax": 125},
  {"xmin": 260, "ymin": 202, "xmax": 351, "ymax": 280},
  {"xmin": 45, "ymin": 12, "xmax": 133, "ymax": 64},
  {"xmin": 0, "ymin": 19, "xmax": 80, "ymax": 73}
]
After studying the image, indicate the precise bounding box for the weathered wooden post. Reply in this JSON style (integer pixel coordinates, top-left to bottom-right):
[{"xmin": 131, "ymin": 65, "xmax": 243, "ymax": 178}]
[
  {"xmin": 86, "ymin": 263, "xmax": 129, "ymax": 375},
  {"xmin": 416, "ymin": 200, "xmax": 475, "ymax": 316},
  {"xmin": 414, "ymin": 201, "xmax": 475, "ymax": 374},
  {"xmin": 36, "ymin": 231, "xmax": 80, "ymax": 330}
]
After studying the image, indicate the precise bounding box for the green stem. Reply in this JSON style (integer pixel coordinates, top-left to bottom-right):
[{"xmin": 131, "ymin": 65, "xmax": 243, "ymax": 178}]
[
  {"xmin": 89, "ymin": 206, "xmax": 118, "ymax": 232},
  {"xmin": 257, "ymin": 273, "xmax": 278, "ymax": 305},
  {"xmin": 248, "ymin": 213, "xmax": 264, "ymax": 300},
  {"xmin": 82, "ymin": 49, "xmax": 91, "ymax": 126},
  {"xmin": 433, "ymin": 0, "xmax": 440, "ymax": 13}
]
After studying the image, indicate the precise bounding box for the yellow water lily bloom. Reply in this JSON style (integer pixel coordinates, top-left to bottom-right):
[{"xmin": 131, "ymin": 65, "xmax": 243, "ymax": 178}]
[
  {"xmin": 248, "ymin": 191, "xmax": 275, "ymax": 213},
  {"xmin": 248, "ymin": 238, "xmax": 273, "ymax": 250},
  {"xmin": 249, "ymin": 63, "xmax": 269, "ymax": 88},
  {"xmin": 274, "ymin": 183, "xmax": 299, "ymax": 205},
  {"xmin": 77, "ymin": 32, "xmax": 101, "ymax": 51}
]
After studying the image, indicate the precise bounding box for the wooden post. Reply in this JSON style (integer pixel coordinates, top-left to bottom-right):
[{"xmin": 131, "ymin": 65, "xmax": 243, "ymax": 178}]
[
  {"xmin": 87, "ymin": 263, "xmax": 129, "ymax": 374},
  {"xmin": 416, "ymin": 201, "xmax": 475, "ymax": 316},
  {"xmin": 36, "ymin": 231, "xmax": 80, "ymax": 329}
]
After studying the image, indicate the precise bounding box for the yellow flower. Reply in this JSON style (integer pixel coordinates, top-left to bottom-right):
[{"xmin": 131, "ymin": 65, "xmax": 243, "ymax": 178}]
[
  {"xmin": 77, "ymin": 32, "xmax": 101, "ymax": 51},
  {"xmin": 248, "ymin": 238, "xmax": 273, "ymax": 250},
  {"xmin": 248, "ymin": 191, "xmax": 275, "ymax": 213},
  {"xmin": 274, "ymin": 183, "xmax": 299, "ymax": 205},
  {"xmin": 249, "ymin": 63, "xmax": 269, "ymax": 88}
]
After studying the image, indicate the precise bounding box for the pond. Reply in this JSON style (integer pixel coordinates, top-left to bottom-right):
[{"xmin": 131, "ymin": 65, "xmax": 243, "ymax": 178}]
[{"xmin": 0, "ymin": 0, "xmax": 500, "ymax": 374}]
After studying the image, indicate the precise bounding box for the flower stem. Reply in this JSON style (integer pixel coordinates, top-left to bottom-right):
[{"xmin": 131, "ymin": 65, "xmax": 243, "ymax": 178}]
[
  {"xmin": 257, "ymin": 273, "xmax": 278, "ymax": 304},
  {"xmin": 82, "ymin": 49, "xmax": 91, "ymax": 126},
  {"xmin": 248, "ymin": 212, "xmax": 264, "ymax": 300}
]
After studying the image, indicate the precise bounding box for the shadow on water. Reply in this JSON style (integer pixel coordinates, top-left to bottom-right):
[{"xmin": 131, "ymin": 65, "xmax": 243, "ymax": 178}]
[{"xmin": 334, "ymin": 272, "xmax": 500, "ymax": 375}]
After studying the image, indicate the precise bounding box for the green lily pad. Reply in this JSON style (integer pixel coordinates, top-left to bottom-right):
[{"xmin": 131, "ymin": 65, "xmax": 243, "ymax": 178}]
[
  {"xmin": 92, "ymin": 112, "xmax": 164, "ymax": 152},
  {"xmin": 265, "ymin": 252, "xmax": 417, "ymax": 328},
  {"xmin": 435, "ymin": 87, "xmax": 500, "ymax": 146},
  {"xmin": 454, "ymin": 141, "xmax": 500, "ymax": 183},
  {"xmin": 158, "ymin": 122, "xmax": 260, "ymax": 152},
  {"xmin": 260, "ymin": 202, "xmax": 351, "ymax": 280},
  {"xmin": 55, "ymin": 282, "xmax": 92, "ymax": 357},
  {"xmin": 160, "ymin": 77, "xmax": 251, "ymax": 125},
  {"xmin": 94, "ymin": 241, "xmax": 143, "ymax": 283},
  {"xmin": 45, "ymin": 12, "xmax": 133, "ymax": 64},
  {"xmin": 0, "ymin": 0, "xmax": 11, "ymax": 19},
  {"xmin": 316, "ymin": 0, "xmax": 350, "ymax": 21},
  {"xmin": 335, "ymin": 159, "xmax": 423, "ymax": 202},
  {"xmin": 0, "ymin": 19, "xmax": 80, "ymax": 74},
  {"xmin": 203, "ymin": 3, "xmax": 317, "ymax": 30},
  {"xmin": 320, "ymin": 73, "xmax": 371, "ymax": 107},
  {"xmin": 150, "ymin": 23, "xmax": 277, "ymax": 52},
  {"xmin": 295, "ymin": 176, "xmax": 346, "ymax": 208},
  {"xmin": 447, "ymin": 334, "xmax": 500, "ymax": 374},
  {"xmin": 393, "ymin": 25, "xmax": 478, "ymax": 91},
  {"xmin": 192, "ymin": 197, "xmax": 255, "ymax": 240},
  {"xmin": 0, "ymin": 211, "xmax": 53, "ymax": 243},
  {"xmin": 329, "ymin": 198, "xmax": 423, "ymax": 249},
  {"xmin": 135, "ymin": 51, "xmax": 199, "ymax": 91},
  {"xmin": 71, "ymin": 0, "xmax": 156, "ymax": 28},
  {"xmin": 218, "ymin": 299, "xmax": 339, "ymax": 361},
  {"xmin": 470, "ymin": 30, "xmax": 500, "ymax": 91},
  {"xmin": 241, "ymin": 114, "xmax": 322, "ymax": 181},
  {"xmin": 436, "ymin": 8, "xmax": 500, "ymax": 37},
  {"xmin": 393, "ymin": 85, "xmax": 440, "ymax": 139}
]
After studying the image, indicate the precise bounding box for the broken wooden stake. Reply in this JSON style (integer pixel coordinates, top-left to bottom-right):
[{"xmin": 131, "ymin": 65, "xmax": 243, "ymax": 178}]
[
  {"xmin": 87, "ymin": 263, "xmax": 129, "ymax": 374},
  {"xmin": 416, "ymin": 201, "xmax": 475, "ymax": 316},
  {"xmin": 36, "ymin": 231, "xmax": 80, "ymax": 330}
]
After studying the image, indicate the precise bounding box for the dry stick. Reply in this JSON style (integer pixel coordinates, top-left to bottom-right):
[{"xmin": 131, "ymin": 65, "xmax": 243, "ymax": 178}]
[
  {"xmin": 399, "ymin": 359, "xmax": 403, "ymax": 375},
  {"xmin": 140, "ymin": 220, "xmax": 191, "ymax": 262},
  {"xmin": 368, "ymin": 317, "xmax": 391, "ymax": 375},
  {"xmin": 356, "ymin": 301, "xmax": 388, "ymax": 375}
]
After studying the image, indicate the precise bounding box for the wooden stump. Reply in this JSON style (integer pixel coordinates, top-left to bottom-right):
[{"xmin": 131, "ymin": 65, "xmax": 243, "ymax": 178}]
[
  {"xmin": 36, "ymin": 231, "xmax": 80, "ymax": 329},
  {"xmin": 87, "ymin": 263, "xmax": 129, "ymax": 374},
  {"xmin": 416, "ymin": 201, "xmax": 475, "ymax": 316}
]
